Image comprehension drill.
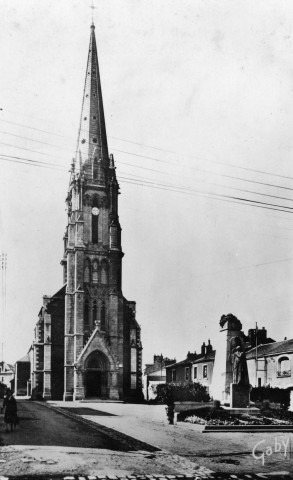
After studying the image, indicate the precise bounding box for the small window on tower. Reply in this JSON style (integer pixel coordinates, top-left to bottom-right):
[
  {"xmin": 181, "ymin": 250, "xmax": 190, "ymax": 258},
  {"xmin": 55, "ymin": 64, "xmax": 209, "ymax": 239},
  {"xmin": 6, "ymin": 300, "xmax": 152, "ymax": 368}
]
[
  {"xmin": 92, "ymin": 213, "xmax": 98, "ymax": 244},
  {"xmin": 101, "ymin": 264, "xmax": 107, "ymax": 284},
  {"xmin": 92, "ymin": 261, "xmax": 98, "ymax": 283},
  {"xmin": 84, "ymin": 260, "xmax": 90, "ymax": 283}
]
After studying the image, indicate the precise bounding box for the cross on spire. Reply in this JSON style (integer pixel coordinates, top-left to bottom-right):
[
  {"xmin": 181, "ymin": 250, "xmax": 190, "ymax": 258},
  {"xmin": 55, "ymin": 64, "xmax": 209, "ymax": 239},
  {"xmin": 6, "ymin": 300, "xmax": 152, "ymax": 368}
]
[{"xmin": 89, "ymin": 0, "xmax": 96, "ymax": 24}]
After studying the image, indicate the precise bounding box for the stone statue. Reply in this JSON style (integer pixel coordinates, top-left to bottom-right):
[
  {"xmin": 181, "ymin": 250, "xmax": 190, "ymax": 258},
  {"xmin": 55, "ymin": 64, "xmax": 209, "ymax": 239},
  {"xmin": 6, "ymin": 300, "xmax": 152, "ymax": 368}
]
[{"xmin": 230, "ymin": 337, "xmax": 249, "ymax": 386}]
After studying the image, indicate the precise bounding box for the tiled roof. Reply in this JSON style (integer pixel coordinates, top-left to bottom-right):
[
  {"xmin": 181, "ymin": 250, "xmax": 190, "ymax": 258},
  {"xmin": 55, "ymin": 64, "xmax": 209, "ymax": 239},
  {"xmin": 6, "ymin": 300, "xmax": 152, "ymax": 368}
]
[{"xmin": 246, "ymin": 338, "xmax": 293, "ymax": 359}]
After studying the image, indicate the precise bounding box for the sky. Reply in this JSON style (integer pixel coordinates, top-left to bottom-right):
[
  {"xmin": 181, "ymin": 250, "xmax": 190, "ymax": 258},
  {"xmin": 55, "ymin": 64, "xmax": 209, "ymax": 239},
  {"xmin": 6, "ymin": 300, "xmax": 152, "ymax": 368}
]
[{"xmin": 1, "ymin": 0, "xmax": 293, "ymax": 367}]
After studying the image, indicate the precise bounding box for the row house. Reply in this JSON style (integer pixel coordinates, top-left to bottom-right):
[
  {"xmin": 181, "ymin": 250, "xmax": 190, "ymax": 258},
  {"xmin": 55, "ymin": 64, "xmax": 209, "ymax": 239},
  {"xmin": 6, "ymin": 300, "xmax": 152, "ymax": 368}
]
[{"xmin": 166, "ymin": 340, "xmax": 215, "ymax": 393}]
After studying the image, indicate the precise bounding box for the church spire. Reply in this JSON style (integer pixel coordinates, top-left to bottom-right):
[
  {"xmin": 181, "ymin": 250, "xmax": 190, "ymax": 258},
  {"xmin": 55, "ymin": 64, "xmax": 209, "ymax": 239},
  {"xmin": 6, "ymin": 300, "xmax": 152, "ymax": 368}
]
[{"xmin": 76, "ymin": 23, "xmax": 109, "ymax": 172}]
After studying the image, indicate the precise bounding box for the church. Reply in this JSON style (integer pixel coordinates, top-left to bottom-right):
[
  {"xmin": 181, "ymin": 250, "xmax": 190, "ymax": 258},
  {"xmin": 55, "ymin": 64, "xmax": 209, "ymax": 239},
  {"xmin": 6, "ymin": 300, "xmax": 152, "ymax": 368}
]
[{"xmin": 28, "ymin": 24, "xmax": 143, "ymax": 401}]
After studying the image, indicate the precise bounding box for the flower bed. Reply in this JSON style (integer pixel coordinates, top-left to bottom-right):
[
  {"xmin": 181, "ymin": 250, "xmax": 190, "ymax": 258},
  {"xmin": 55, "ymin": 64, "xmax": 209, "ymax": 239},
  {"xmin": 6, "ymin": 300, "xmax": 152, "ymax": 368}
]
[{"xmin": 183, "ymin": 408, "xmax": 293, "ymax": 426}]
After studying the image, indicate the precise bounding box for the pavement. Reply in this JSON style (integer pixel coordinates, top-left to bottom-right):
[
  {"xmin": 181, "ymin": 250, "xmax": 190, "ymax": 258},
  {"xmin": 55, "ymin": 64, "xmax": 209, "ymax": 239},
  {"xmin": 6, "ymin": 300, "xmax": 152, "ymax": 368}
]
[
  {"xmin": 47, "ymin": 401, "xmax": 293, "ymax": 477},
  {"xmin": 0, "ymin": 400, "xmax": 292, "ymax": 479}
]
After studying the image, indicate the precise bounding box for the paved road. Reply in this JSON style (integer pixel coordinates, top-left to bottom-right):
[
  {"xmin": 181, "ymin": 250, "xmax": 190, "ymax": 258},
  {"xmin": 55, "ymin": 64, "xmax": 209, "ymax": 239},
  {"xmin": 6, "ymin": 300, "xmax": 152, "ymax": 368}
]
[{"xmin": 0, "ymin": 400, "xmax": 130, "ymax": 450}]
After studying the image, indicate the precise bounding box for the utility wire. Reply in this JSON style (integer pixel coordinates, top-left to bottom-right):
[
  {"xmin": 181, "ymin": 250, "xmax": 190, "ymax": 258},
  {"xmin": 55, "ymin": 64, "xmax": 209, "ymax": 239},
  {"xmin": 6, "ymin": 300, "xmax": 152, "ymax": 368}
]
[
  {"xmin": 1, "ymin": 128, "xmax": 293, "ymax": 195},
  {"xmin": 193, "ymin": 257, "xmax": 293, "ymax": 279},
  {"xmin": 1, "ymin": 150, "xmax": 293, "ymax": 204},
  {"xmin": 1, "ymin": 152, "xmax": 293, "ymax": 214},
  {"xmin": 120, "ymin": 178, "xmax": 293, "ymax": 214},
  {"xmin": 1, "ymin": 113, "xmax": 293, "ymax": 182}
]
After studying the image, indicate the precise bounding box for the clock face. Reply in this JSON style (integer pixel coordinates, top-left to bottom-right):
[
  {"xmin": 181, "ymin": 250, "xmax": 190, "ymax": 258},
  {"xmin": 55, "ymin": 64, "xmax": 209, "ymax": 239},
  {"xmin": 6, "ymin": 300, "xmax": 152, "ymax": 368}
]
[{"xmin": 92, "ymin": 207, "xmax": 99, "ymax": 216}]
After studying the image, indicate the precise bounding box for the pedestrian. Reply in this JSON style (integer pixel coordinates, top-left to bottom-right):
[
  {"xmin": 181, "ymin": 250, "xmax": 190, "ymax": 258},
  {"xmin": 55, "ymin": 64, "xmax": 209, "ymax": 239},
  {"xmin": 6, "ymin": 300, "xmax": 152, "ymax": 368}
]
[{"xmin": 1, "ymin": 389, "xmax": 19, "ymax": 432}]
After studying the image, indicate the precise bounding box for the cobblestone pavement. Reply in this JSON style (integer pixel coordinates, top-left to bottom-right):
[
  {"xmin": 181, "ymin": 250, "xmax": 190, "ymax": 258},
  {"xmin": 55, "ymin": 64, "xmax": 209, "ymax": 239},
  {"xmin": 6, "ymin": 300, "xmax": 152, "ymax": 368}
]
[{"xmin": 0, "ymin": 472, "xmax": 292, "ymax": 479}]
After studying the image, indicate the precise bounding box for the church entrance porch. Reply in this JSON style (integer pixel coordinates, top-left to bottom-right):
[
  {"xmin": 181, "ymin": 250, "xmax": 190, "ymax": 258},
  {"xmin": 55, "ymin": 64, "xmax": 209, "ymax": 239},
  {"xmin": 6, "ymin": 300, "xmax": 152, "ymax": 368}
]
[{"xmin": 84, "ymin": 350, "xmax": 109, "ymax": 399}]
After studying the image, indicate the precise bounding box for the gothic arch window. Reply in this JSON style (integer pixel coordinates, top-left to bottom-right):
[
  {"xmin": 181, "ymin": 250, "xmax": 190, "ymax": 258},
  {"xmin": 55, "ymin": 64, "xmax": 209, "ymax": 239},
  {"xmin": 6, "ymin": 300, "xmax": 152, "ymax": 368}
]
[
  {"xmin": 92, "ymin": 195, "xmax": 99, "ymax": 208},
  {"xmin": 92, "ymin": 261, "xmax": 98, "ymax": 283},
  {"xmin": 101, "ymin": 262, "xmax": 108, "ymax": 284},
  {"xmin": 92, "ymin": 195, "xmax": 99, "ymax": 244},
  {"xmin": 84, "ymin": 259, "xmax": 90, "ymax": 283},
  {"xmin": 84, "ymin": 300, "xmax": 89, "ymax": 328},
  {"xmin": 101, "ymin": 301, "xmax": 106, "ymax": 330},
  {"xmin": 93, "ymin": 300, "xmax": 97, "ymax": 324}
]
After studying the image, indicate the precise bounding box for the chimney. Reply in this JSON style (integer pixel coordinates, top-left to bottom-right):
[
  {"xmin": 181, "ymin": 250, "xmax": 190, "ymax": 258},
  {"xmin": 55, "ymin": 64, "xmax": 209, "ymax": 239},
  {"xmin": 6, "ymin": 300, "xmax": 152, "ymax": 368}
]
[
  {"xmin": 201, "ymin": 342, "xmax": 206, "ymax": 356},
  {"xmin": 206, "ymin": 339, "xmax": 213, "ymax": 354}
]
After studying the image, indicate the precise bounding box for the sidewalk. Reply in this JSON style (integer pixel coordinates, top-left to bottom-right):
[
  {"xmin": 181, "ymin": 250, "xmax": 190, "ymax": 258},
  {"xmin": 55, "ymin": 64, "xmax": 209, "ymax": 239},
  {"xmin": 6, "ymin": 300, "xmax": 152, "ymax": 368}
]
[{"xmin": 48, "ymin": 401, "xmax": 293, "ymax": 475}]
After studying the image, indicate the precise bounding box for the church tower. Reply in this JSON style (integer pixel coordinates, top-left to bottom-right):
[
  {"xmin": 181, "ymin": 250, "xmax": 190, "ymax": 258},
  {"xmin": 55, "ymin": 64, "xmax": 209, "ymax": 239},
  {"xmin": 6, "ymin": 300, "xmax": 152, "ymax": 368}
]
[{"xmin": 62, "ymin": 24, "xmax": 142, "ymax": 401}]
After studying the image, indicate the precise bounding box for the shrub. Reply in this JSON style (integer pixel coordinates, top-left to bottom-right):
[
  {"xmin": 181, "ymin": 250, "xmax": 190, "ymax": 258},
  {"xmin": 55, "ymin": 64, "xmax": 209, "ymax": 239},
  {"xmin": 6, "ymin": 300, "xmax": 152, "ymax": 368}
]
[
  {"xmin": 30, "ymin": 388, "xmax": 44, "ymax": 401},
  {"xmin": 250, "ymin": 386, "xmax": 290, "ymax": 409},
  {"xmin": 0, "ymin": 383, "xmax": 6, "ymax": 399},
  {"xmin": 156, "ymin": 382, "xmax": 210, "ymax": 406}
]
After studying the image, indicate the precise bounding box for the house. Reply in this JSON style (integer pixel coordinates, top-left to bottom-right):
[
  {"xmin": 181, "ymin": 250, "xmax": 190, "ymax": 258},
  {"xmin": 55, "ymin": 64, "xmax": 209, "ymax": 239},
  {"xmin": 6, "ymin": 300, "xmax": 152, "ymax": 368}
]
[
  {"xmin": 246, "ymin": 338, "xmax": 293, "ymax": 389},
  {"xmin": 143, "ymin": 355, "xmax": 176, "ymax": 400},
  {"xmin": 165, "ymin": 326, "xmax": 293, "ymax": 401},
  {"xmin": 0, "ymin": 361, "xmax": 14, "ymax": 389},
  {"xmin": 14, "ymin": 354, "xmax": 31, "ymax": 396},
  {"xmin": 166, "ymin": 340, "xmax": 215, "ymax": 393}
]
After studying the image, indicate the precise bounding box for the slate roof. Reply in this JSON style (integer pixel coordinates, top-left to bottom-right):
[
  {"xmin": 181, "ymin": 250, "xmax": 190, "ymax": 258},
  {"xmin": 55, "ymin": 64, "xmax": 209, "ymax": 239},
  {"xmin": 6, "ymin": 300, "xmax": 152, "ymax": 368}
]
[
  {"xmin": 16, "ymin": 353, "xmax": 30, "ymax": 363},
  {"xmin": 165, "ymin": 350, "xmax": 215, "ymax": 369},
  {"xmin": 165, "ymin": 358, "xmax": 192, "ymax": 369},
  {"xmin": 246, "ymin": 338, "xmax": 293, "ymax": 359},
  {"xmin": 192, "ymin": 350, "xmax": 216, "ymax": 363}
]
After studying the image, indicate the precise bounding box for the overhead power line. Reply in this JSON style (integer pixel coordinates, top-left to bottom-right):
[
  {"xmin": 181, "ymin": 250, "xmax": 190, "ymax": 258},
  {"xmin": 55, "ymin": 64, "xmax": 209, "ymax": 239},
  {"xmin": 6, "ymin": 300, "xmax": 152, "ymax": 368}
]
[
  {"xmin": 193, "ymin": 257, "xmax": 293, "ymax": 278},
  {"xmin": 1, "ymin": 127, "xmax": 293, "ymax": 196},
  {"xmin": 1, "ymin": 111, "xmax": 293, "ymax": 182},
  {"xmin": 1, "ymin": 153, "xmax": 293, "ymax": 215}
]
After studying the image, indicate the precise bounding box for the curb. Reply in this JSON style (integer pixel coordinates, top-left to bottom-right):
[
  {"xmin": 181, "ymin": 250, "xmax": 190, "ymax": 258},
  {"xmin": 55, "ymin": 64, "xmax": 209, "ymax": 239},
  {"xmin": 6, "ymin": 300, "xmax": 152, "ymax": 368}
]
[{"xmin": 204, "ymin": 425, "xmax": 293, "ymax": 433}]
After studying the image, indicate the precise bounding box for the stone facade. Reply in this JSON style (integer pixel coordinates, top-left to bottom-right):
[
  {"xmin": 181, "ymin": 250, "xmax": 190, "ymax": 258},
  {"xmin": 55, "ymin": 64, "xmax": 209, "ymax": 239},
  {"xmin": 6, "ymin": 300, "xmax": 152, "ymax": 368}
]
[{"xmin": 28, "ymin": 23, "xmax": 143, "ymax": 401}]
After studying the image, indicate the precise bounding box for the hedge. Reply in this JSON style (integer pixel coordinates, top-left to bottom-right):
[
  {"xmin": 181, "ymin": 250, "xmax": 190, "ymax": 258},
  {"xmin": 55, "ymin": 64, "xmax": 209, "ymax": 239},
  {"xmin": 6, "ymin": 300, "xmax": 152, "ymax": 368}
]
[
  {"xmin": 250, "ymin": 386, "xmax": 290, "ymax": 409},
  {"xmin": 156, "ymin": 382, "xmax": 210, "ymax": 406}
]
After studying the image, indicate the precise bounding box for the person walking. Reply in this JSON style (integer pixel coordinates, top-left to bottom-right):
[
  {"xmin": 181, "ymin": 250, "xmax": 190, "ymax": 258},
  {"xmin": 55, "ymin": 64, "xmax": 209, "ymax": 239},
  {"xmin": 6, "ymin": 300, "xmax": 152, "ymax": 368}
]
[{"xmin": 1, "ymin": 389, "xmax": 18, "ymax": 432}]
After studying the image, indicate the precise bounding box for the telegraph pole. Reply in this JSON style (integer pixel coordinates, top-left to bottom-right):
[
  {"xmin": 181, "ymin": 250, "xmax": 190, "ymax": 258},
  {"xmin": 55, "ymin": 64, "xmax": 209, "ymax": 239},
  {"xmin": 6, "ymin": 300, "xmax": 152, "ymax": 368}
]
[
  {"xmin": 1, "ymin": 253, "xmax": 7, "ymax": 363},
  {"xmin": 255, "ymin": 321, "xmax": 258, "ymax": 387}
]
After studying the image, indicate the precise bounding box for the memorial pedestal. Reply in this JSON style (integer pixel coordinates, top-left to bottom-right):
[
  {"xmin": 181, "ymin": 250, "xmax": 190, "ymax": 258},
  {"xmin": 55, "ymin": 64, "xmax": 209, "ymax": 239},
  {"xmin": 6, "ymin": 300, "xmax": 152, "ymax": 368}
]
[{"xmin": 230, "ymin": 383, "xmax": 250, "ymax": 408}]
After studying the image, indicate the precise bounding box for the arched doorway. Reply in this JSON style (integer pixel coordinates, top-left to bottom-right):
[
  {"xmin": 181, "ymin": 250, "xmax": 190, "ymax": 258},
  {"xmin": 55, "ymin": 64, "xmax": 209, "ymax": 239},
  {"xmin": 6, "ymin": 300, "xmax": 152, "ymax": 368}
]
[{"xmin": 85, "ymin": 351, "xmax": 109, "ymax": 398}]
